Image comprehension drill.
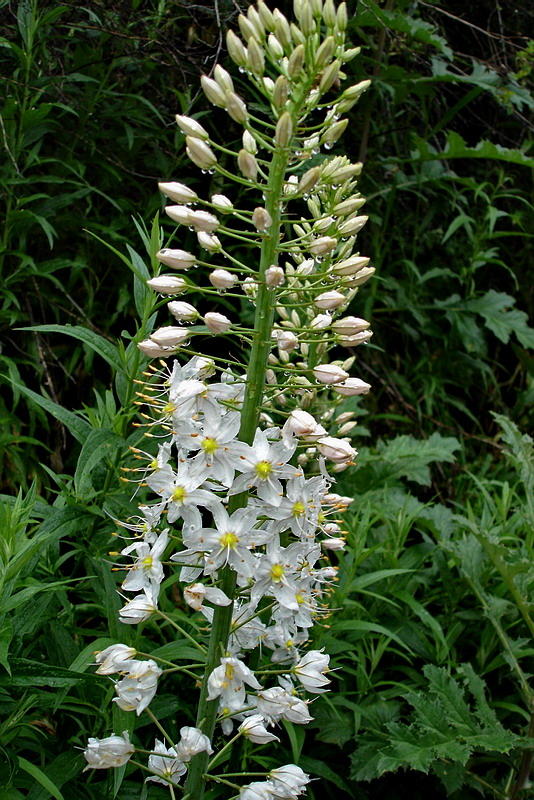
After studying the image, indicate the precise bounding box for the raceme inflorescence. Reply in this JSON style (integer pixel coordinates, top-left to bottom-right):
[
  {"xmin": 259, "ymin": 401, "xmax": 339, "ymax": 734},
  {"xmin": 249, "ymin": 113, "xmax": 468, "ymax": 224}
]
[{"xmin": 84, "ymin": 1, "xmax": 374, "ymax": 797}]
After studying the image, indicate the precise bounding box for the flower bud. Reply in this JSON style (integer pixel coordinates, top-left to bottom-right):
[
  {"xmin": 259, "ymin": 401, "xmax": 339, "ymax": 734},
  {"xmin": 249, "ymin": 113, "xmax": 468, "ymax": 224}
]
[
  {"xmin": 332, "ymin": 255, "xmax": 370, "ymax": 276},
  {"xmin": 247, "ymin": 37, "xmax": 265, "ymax": 74},
  {"xmin": 287, "ymin": 44, "xmax": 305, "ymax": 77},
  {"xmin": 273, "ymin": 9, "xmax": 291, "ymax": 47},
  {"xmin": 310, "ymin": 313, "xmax": 331, "ymax": 330},
  {"xmin": 137, "ymin": 339, "xmax": 170, "ymax": 357},
  {"xmin": 342, "ymin": 79, "xmax": 372, "ymax": 102},
  {"xmin": 150, "ymin": 326, "xmax": 190, "ymax": 347},
  {"xmin": 167, "ymin": 301, "xmax": 199, "ymax": 323},
  {"xmin": 164, "ymin": 204, "xmax": 192, "ymax": 226},
  {"xmin": 309, "ymin": 236, "xmax": 337, "ymax": 256},
  {"xmin": 239, "ymin": 715, "xmax": 280, "ymax": 744},
  {"xmin": 243, "ymin": 130, "xmax": 258, "ymax": 154},
  {"xmin": 290, "ymin": 22, "xmax": 306, "ymax": 45},
  {"xmin": 337, "ymin": 330, "xmax": 373, "ymax": 347},
  {"xmin": 265, "ymin": 265, "xmax": 284, "ymax": 287},
  {"xmin": 247, "ymin": 5, "xmax": 266, "ymax": 40},
  {"xmin": 315, "ymin": 290, "xmax": 345, "ymax": 309},
  {"xmin": 253, "ymin": 207, "xmax": 272, "ymax": 232},
  {"xmin": 317, "ymin": 436, "xmax": 357, "ymax": 463},
  {"xmin": 204, "ymin": 311, "xmax": 232, "ymax": 333},
  {"xmin": 190, "ymin": 210, "xmax": 219, "ymax": 232},
  {"xmin": 329, "ymin": 163, "xmax": 362, "ymax": 183},
  {"xmin": 338, "ymin": 420, "xmax": 357, "ymax": 436},
  {"xmin": 226, "ymin": 29, "xmax": 248, "ymax": 67},
  {"xmin": 147, "ymin": 275, "xmax": 188, "ymax": 295},
  {"xmin": 337, "ymin": 2, "xmax": 348, "ymax": 31},
  {"xmin": 344, "ymin": 265, "xmax": 375, "ymax": 287},
  {"xmin": 322, "ymin": 537, "xmax": 346, "ymax": 551},
  {"xmin": 243, "ymin": 276, "xmax": 258, "ymax": 297},
  {"xmin": 275, "ymin": 111, "xmax": 293, "ymax": 147},
  {"xmin": 257, "ymin": 0, "xmax": 275, "ymax": 30},
  {"xmin": 332, "ymin": 316, "xmax": 370, "ymax": 336},
  {"xmin": 214, "ymin": 64, "xmax": 234, "ymax": 93},
  {"xmin": 321, "ymin": 118, "xmax": 349, "ymax": 146},
  {"xmin": 209, "ymin": 269, "xmax": 238, "ymax": 289},
  {"xmin": 297, "ymin": 166, "xmax": 322, "ymax": 195},
  {"xmin": 158, "ymin": 181, "xmax": 198, "ymax": 204},
  {"xmin": 333, "ymin": 197, "xmax": 366, "ymax": 216},
  {"xmin": 267, "ymin": 33, "xmax": 284, "ymax": 60},
  {"xmin": 333, "ymin": 377, "xmax": 371, "ymax": 396},
  {"xmin": 200, "ymin": 75, "xmax": 227, "ymax": 108},
  {"xmin": 299, "ymin": 2, "xmax": 315, "ymax": 35},
  {"xmin": 226, "ymin": 92, "xmax": 248, "ymax": 124},
  {"xmin": 313, "ymin": 364, "xmax": 350, "ymax": 384},
  {"xmin": 175, "ymin": 114, "xmax": 209, "ymax": 140},
  {"xmin": 211, "ymin": 194, "xmax": 233, "ymax": 212},
  {"xmin": 186, "ymin": 136, "xmax": 217, "ymax": 170},
  {"xmin": 197, "ymin": 231, "xmax": 222, "ymax": 252},
  {"xmin": 273, "ymin": 328, "xmax": 297, "ymax": 351},
  {"xmin": 84, "ymin": 733, "xmax": 135, "ymax": 770},
  {"xmin": 315, "ymin": 35, "xmax": 335, "ymax": 68},
  {"xmin": 343, "ymin": 46, "xmax": 362, "ymax": 63},
  {"xmin": 157, "ymin": 248, "xmax": 196, "ymax": 270},
  {"xmin": 323, "ymin": 0, "xmax": 336, "ymax": 26},
  {"xmin": 237, "ymin": 149, "xmax": 258, "ymax": 181},
  {"xmin": 272, "ymin": 75, "xmax": 289, "ymax": 109},
  {"xmin": 319, "ymin": 59, "xmax": 341, "ymax": 93},
  {"xmin": 338, "ymin": 215, "xmax": 368, "ymax": 237},
  {"xmin": 314, "ymin": 215, "xmax": 335, "ymax": 234},
  {"xmin": 238, "ymin": 14, "xmax": 258, "ymax": 42}
]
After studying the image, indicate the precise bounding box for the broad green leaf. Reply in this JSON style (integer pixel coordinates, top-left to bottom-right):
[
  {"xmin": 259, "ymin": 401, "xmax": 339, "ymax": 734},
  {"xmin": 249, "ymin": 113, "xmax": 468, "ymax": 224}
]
[
  {"xmin": 466, "ymin": 290, "xmax": 534, "ymax": 348},
  {"xmin": 17, "ymin": 758, "xmax": 65, "ymax": 800},
  {"xmin": 19, "ymin": 325, "xmax": 125, "ymax": 376},
  {"xmin": 10, "ymin": 382, "xmax": 91, "ymax": 444},
  {"xmin": 74, "ymin": 428, "xmax": 125, "ymax": 499},
  {"xmin": 376, "ymin": 433, "xmax": 460, "ymax": 485},
  {"xmin": 0, "ymin": 658, "xmax": 102, "ymax": 687},
  {"xmin": 25, "ymin": 753, "xmax": 85, "ymax": 800}
]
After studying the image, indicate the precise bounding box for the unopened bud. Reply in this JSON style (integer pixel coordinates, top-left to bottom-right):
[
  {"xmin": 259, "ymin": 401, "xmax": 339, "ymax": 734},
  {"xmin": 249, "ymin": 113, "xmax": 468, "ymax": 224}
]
[
  {"xmin": 175, "ymin": 115, "xmax": 209, "ymax": 140},
  {"xmin": 247, "ymin": 6, "xmax": 266, "ymax": 40},
  {"xmin": 211, "ymin": 194, "xmax": 233, "ymax": 212},
  {"xmin": 337, "ymin": 215, "xmax": 368, "ymax": 237},
  {"xmin": 273, "ymin": 75, "xmax": 289, "ymax": 109},
  {"xmin": 265, "ymin": 265, "xmax": 284, "ymax": 286},
  {"xmin": 200, "ymin": 75, "xmax": 227, "ymax": 108},
  {"xmin": 237, "ymin": 149, "xmax": 258, "ymax": 181},
  {"xmin": 315, "ymin": 35, "xmax": 336, "ymax": 68},
  {"xmin": 299, "ymin": 3, "xmax": 315, "ymax": 36},
  {"xmin": 150, "ymin": 326, "xmax": 190, "ymax": 347},
  {"xmin": 333, "ymin": 378, "xmax": 371, "ymax": 396},
  {"xmin": 157, "ymin": 248, "xmax": 196, "ymax": 270},
  {"xmin": 344, "ymin": 265, "xmax": 375, "ymax": 287},
  {"xmin": 204, "ymin": 312, "xmax": 232, "ymax": 333},
  {"xmin": 313, "ymin": 364, "xmax": 350, "ymax": 384},
  {"xmin": 321, "ymin": 118, "xmax": 349, "ymax": 145},
  {"xmin": 287, "ymin": 44, "xmax": 305, "ymax": 77},
  {"xmin": 333, "ymin": 197, "xmax": 366, "ymax": 216},
  {"xmin": 147, "ymin": 275, "xmax": 188, "ymax": 295},
  {"xmin": 315, "ymin": 290, "xmax": 345, "ymax": 309},
  {"xmin": 309, "ymin": 236, "xmax": 337, "ymax": 256},
  {"xmin": 273, "ymin": 9, "xmax": 291, "ymax": 47},
  {"xmin": 186, "ymin": 137, "xmax": 217, "ymax": 170},
  {"xmin": 275, "ymin": 112, "xmax": 293, "ymax": 148},
  {"xmin": 226, "ymin": 92, "xmax": 248, "ymax": 124},
  {"xmin": 323, "ymin": 0, "xmax": 336, "ymax": 26},
  {"xmin": 337, "ymin": 2, "xmax": 348, "ymax": 31},
  {"xmin": 197, "ymin": 231, "xmax": 222, "ymax": 252},
  {"xmin": 337, "ymin": 330, "xmax": 373, "ymax": 347},
  {"xmin": 238, "ymin": 13, "xmax": 259, "ymax": 42},
  {"xmin": 137, "ymin": 339, "xmax": 172, "ymax": 357},
  {"xmin": 252, "ymin": 207, "xmax": 273, "ymax": 232},
  {"xmin": 317, "ymin": 436, "xmax": 357, "ymax": 463},
  {"xmin": 247, "ymin": 37, "xmax": 265, "ymax": 74},
  {"xmin": 226, "ymin": 30, "xmax": 248, "ymax": 67},
  {"xmin": 320, "ymin": 59, "xmax": 341, "ymax": 93},
  {"xmin": 164, "ymin": 205, "xmax": 191, "ymax": 226},
  {"xmin": 158, "ymin": 181, "xmax": 198, "ymax": 204},
  {"xmin": 214, "ymin": 65, "xmax": 234, "ymax": 93},
  {"xmin": 297, "ymin": 166, "xmax": 322, "ymax": 195},
  {"xmin": 332, "ymin": 316, "xmax": 370, "ymax": 336},
  {"xmin": 167, "ymin": 301, "xmax": 199, "ymax": 322},
  {"xmin": 268, "ymin": 33, "xmax": 284, "ymax": 60},
  {"xmin": 209, "ymin": 269, "xmax": 238, "ymax": 289},
  {"xmin": 332, "ymin": 255, "xmax": 370, "ymax": 277},
  {"xmin": 242, "ymin": 130, "xmax": 258, "ymax": 155},
  {"xmin": 290, "ymin": 23, "xmax": 306, "ymax": 46},
  {"xmin": 273, "ymin": 328, "xmax": 297, "ymax": 351}
]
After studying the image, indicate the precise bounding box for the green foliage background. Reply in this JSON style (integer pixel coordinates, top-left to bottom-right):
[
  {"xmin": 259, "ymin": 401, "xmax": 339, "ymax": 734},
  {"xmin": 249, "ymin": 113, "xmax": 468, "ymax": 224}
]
[{"xmin": 0, "ymin": 0, "xmax": 533, "ymax": 798}]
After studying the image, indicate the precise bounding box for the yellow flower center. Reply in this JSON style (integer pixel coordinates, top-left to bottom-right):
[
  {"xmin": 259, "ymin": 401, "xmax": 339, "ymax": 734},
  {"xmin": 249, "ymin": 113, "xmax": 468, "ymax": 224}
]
[
  {"xmin": 292, "ymin": 501, "xmax": 306, "ymax": 517},
  {"xmin": 172, "ymin": 485, "xmax": 187, "ymax": 503},
  {"xmin": 225, "ymin": 662, "xmax": 235, "ymax": 681},
  {"xmin": 141, "ymin": 556, "xmax": 153, "ymax": 569},
  {"xmin": 163, "ymin": 402, "xmax": 176, "ymax": 414},
  {"xmin": 220, "ymin": 532, "xmax": 238, "ymax": 549},
  {"xmin": 149, "ymin": 458, "xmax": 158, "ymax": 470},
  {"xmin": 270, "ymin": 563, "xmax": 284, "ymax": 581},
  {"xmin": 295, "ymin": 592, "xmax": 304, "ymax": 605},
  {"xmin": 255, "ymin": 460, "xmax": 273, "ymax": 479},
  {"xmin": 201, "ymin": 436, "xmax": 219, "ymax": 455}
]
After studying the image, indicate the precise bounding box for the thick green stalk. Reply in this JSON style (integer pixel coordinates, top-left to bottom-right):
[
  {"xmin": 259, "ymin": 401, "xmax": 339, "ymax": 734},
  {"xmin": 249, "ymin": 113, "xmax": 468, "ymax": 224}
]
[{"xmin": 183, "ymin": 139, "xmax": 293, "ymax": 800}]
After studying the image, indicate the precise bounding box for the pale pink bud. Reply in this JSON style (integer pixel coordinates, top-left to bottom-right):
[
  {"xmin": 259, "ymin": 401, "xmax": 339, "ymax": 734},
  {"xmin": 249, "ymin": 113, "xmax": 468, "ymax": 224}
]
[
  {"xmin": 189, "ymin": 210, "xmax": 219, "ymax": 232},
  {"xmin": 331, "ymin": 316, "xmax": 370, "ymax": 336},
  {"xmin": 197, "ymin": 231, "xmax": 222, "ymax": 252},
  {"xmin": 296, "ymin": 259, "xmax": 314, "ymax": 276},
  {"xmin": 310, "ymin": 313, "xmax": 331, "ymax": 330},
  {"xmin": 158, "ymin": 181, "xmax": 198, "ymax": 204},
  {"xmin": 164, "ymin": 204, "xmax": 192, "ymax": 226},
  {"xmin": 150, "ymin": 326, "xmax": 190, "ymax": 347},
  {"xmin": 156, "ymin": 248, "xmax": 196, "ymax": 270},
  {"xmin": 265, "ymin": 265, "xmax": 284, "ymax": 286},
  {"xmin": 345, "ymin": 266, "xmax": 375, "ymax": 287},
  {"xmin": 147, "ymin": 275, "xmax": 188, "ymax": 294},
  {"xmin": 333, "ymin": 378, "xmax": 371, "ymax": 396},
  {"xmin": 226, "ymin": 92, "xmax": 248, "ymax": 124},
  {"xmin": 272, "ymin": 329, "xmax": 297, "ymax": 351},
  {"xmin": 211, "ymin": 194, "xmax": 233, "ymax": 212},
  {"xmin": 209, "ymin": 269, "xmax": 237, "ymax": 289},
  {"xmin": 337, "ymin": 330, "xmax": 373, "ymax": 347},
  {"xmin": 175, "ymin": 114, "xmax": 209, "ymax": 139},
  {"xmin": 313, "ymin": 364, "xmax": 350, "ymax": 384},
  {"xmin": 237, "ymin": 149, "xmax": 258, "ymax": 180},
  {"xmin": 309, "ymin": 236, "xmax": 337, "ymax": 256},
  {"xmin": 317, "ymin": 436, "xmax": 357, "ymax": 463},
  {"xmin": 315, "ymin": 290, "xmax": 345, "ymax": 309},
  {"xmin": 204, "ymin": 312, "xmax": 232, "ymax": 333},
  {"xmin": 252, "ymin": 207, "xmax": 273, "ymax": 232},
  {"xmin": 337, "ymin": 215, "xmax": 368, "ymax": 237},
  {"xmin": 186, "ymin": 136, "xmax": 217, "ymax": 169},
  {"xmin": 332, "ymin": 256, "xmax": 370, "ymax": 277},
  {"xmin": 167, "ymin": 301, "xmax": 199, "ymax": 323},
  {"xmin": 137, "ymin": 339, "xmax": 170, "ymax": 357}
]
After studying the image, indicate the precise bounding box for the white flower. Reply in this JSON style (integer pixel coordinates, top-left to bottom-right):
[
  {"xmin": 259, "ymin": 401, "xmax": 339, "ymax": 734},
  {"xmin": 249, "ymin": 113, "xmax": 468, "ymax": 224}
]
[
  {"xmin": 94, "ymin": 644, "xmax": 137, "ymax": 675},
  {"xmin": 184, "ymin": 583, "xmax": 232, "ymax": 611},
  {"xmin": 294, "ymin": 650, "xmax": 330, "ymax": 693},
  {"xmin": 175, "ymin": 726, "xmax": 214, "ymax": 762},
  {"xmin": 229, "ymin": 428, "xmax": 297, "ymax": 506},
  {"xmin": 269, "ymin": 764, "xmax": 310, "ymax": 797},
  {"xmin": 240, "ymin": 782, "xmax": 276, "ymax": 799},
  {"xmin": 113, "ymin": 659, "xmax": 162, "ymax": 715},
  {"xmin": 281, "ymin": 411, "xmax": 327, "ymax": 446},
  {"xmin": 194, "ymin": 504, "xmax": 262, "ymax": 579},
  {"xmin": 239, "ymin": 714, "xmax": 280, "ymax": 744},
  {"xmin": 207, "ymin": 656, "xmax": 262, "ymax": 702},
  {"xmin": 316, "ymin": 436, "xmax": 357, "ymax": 463},
  {"xmin": 121, "ymin": 529, "xmax": 169, "ymax": 594},
  {"xmin": 83, "ymin": 732, "xmax": 134, "ymax": 770},
  {"xmin": 119, "ymin": 592, "xmax": 158, "ymax": 624},
  {"xmin": 146, "ymin": 739, "xmax": 187, "ymax": 785}
]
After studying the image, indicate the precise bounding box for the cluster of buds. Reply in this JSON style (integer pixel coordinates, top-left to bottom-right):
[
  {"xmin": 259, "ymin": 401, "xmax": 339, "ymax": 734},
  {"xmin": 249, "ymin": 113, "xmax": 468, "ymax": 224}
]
[{"xmin": 85, "ymin": 1, "xmax": 375, "ymax": 798}]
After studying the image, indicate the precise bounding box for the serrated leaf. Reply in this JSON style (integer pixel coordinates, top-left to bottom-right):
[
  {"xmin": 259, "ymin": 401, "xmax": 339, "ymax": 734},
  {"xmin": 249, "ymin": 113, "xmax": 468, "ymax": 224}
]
[
  {"xmin": 466, "ymin": 290, "xmax": 534, "ymax": 347},
  {"xmin": 376, "ymin": 433, "xmax": 460, "ymax": 485}
]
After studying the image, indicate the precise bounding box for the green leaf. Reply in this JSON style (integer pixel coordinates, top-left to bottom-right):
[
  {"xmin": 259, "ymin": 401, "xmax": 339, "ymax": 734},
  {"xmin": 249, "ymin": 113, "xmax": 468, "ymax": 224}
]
[
  {"xmin": 376, "ymin": 433, "xmax": 461, "ymax": 485},
  {"xmin": 17, "ymin": 757, "xmax": 65, "ymax": 800},
  {"xmin": 74, "ymin": 428, "xmax": 125, "ymax": 499},
  {"xmin": 10, "ymin": 382, "xmax": 91, "ymax": 444},
  {"xmin": 19, "ymin": 325, "xmax": 125, "ymax": 376},
  {"xmin": 25, "ymin": 753, "xmax": 85, "ymax": 800},
  {"xmin": 466, "ymin": 290, "xmax": 534, "ymax": 348},
  {"xmin": 0, "ymin": 659, "xmax": 102, "ymax": 687}
]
